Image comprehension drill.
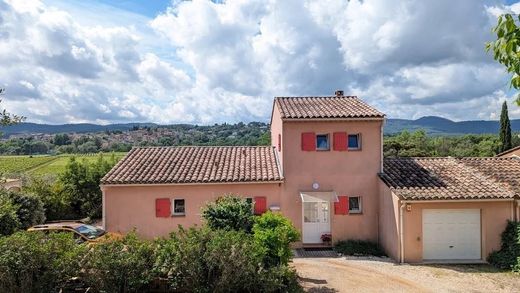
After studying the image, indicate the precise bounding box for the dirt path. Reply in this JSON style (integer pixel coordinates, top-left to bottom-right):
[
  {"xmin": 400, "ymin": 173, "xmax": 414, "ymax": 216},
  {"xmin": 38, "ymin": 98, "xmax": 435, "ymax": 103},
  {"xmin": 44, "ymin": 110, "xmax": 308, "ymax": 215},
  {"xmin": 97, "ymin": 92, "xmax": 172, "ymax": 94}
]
[{"xmin": 293, "ymin": 257, "xmax": 520, "ymax": 293}]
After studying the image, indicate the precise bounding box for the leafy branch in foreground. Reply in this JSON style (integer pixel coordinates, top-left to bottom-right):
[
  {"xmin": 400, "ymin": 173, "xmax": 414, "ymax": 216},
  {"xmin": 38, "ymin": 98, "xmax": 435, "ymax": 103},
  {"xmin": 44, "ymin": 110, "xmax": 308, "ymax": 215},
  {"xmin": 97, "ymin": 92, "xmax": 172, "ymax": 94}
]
[
  {"xmin": 487, "ymin": 14, "xmax": 520, "ymax": 105},
  {"xmin": 0, "ymin": 88, "xmax": 25, "ymax": 126}
]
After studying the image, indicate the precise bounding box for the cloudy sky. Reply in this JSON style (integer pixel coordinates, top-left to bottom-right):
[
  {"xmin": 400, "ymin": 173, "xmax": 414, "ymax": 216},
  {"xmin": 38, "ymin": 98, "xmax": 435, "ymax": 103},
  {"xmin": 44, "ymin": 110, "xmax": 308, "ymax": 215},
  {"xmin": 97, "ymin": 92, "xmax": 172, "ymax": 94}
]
[{"xmin": 1, "ymin": 0, "xmax": 520, "ymax": 124}]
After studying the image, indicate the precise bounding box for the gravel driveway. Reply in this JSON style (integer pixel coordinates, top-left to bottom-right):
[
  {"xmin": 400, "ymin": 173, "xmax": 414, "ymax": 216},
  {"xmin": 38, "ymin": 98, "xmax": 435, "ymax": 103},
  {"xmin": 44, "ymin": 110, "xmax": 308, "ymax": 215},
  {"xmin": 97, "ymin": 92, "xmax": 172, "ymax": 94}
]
[{"xmin": 293, "ymin": 257, "xmax": 519, "ymax": 293}]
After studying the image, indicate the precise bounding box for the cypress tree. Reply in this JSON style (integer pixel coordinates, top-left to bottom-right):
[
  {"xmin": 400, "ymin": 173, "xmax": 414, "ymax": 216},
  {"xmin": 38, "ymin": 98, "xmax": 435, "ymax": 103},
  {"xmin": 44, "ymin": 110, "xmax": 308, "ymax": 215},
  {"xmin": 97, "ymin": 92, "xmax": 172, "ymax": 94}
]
[{"xmin": 499, "ymin": 101, "xmax": 512, "ymax": 153}]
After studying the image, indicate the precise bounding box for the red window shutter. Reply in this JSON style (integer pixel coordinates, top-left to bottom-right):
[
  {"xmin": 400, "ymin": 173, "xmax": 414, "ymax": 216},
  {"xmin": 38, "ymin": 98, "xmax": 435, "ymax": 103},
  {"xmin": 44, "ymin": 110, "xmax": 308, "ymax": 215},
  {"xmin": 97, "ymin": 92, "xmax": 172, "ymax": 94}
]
[
  {"xmin": 334, "ymin": 196, "xmax": 349, "ymax": 215},
  {"xmin": 156, "ymin": 198, "xmax": 171, "ymax": 218},
  {"xmin": 254, "ymin": 196, "xmax": 267, "ymax": 215},
  {"xmin": 278, "ymin": 134, "xmax": 281, "ymax": 151},
  {"xmin": 301, "ymin": 132, "xmax": 316, "ymax": 151},
  {"xmin": 333, "ymin": 132, "xmax": 347, "ymax": 151}
]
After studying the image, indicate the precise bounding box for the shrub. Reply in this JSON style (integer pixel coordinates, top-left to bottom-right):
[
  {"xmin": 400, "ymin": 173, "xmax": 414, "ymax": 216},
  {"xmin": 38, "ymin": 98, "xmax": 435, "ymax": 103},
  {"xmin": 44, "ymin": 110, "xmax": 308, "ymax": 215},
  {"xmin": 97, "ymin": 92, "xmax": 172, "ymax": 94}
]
[
  {"xmin": 201, "ymin": 195, "xmax": 254, "ymax": 232},
  {"xmin": 155, "ymin": 227, "xmax": 263, "ymax": 293},
  {"xmin": 60, "ymin": 155, "xmax": 116, "ymax": 218},
  {"xmin": 80, "ymin": 232, "xmax": 156, "ymax": 293},
  {"xmin": 334, "ymin": 240, "xmax": 386, "ymax": 256},
  {"xmin": 23, "ymin": 175, "xmax": 75, "ymax": 220},
  {"xmin": 488, "ymin": 221, "xmax": 520, "ymax": 271},
  {"xmin": 5, "ymin": 190, "xmax": 45, "ymax": 229},
  {"xmin": 0, "ymin": 231, "xmax": 86, "ymax": 293},
  {"xmin": 0, "ymin": 193, "xmax": 20, "ymax": 236},
  {"xmin": 253, "ymin": 212, "xmax": 300, "ymax": 267},
  {"xmin": 258, "ymin": 264, "xmax": 303, "ymax": 293}
]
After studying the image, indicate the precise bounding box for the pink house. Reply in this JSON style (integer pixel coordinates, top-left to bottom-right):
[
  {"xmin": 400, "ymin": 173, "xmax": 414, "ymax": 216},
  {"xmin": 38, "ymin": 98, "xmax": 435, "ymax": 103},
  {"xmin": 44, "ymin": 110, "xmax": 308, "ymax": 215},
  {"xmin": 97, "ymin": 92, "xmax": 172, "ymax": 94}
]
[{"xmin": 101, "ymin": 91, "xmax": 520, "ymax": 263}]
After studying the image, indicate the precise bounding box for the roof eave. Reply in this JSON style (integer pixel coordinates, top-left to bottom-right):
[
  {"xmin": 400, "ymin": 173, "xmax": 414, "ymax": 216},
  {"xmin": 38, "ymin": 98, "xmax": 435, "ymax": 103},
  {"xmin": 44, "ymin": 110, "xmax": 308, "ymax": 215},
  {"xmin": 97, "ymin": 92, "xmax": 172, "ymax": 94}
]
[
  {"xmin": 101, "ymin": 179, "xmax": 285, "ymax": 187},
  {"xmin": 281, "ymin": 117, "xmax": 385, "ymax": 122}
]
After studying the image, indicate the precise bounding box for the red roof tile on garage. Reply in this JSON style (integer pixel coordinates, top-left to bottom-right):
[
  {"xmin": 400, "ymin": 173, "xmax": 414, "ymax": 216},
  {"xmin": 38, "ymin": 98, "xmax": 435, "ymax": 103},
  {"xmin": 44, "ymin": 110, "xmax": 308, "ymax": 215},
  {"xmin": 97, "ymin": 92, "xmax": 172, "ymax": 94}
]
[
  {"xmin": 275, "ymin": 96, "xmax": 385, "ymax": 119},
  {"xmin": 101, "ymin": 146, "xmax": 283, "ymax": 185},
  {"xmin": 379, "ymin": 157, "xmax": 520, "ymax": 200}
]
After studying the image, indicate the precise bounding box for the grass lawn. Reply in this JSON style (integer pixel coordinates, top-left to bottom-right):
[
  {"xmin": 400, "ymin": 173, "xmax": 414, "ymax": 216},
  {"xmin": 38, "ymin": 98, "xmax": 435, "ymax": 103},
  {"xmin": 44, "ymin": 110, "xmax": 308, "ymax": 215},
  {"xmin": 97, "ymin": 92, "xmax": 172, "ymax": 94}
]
[{"xmin": 0, "ymin": 153, "xmax": 126, "ymax": 176}]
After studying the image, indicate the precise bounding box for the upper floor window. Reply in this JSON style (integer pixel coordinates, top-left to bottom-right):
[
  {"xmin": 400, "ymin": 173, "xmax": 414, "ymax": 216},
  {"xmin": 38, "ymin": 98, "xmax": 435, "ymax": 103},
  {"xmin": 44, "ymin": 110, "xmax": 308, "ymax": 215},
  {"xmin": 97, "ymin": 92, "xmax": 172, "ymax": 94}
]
[
  {"xmin": 316, "ymin": 134, "xmax": 330, "ymax": 151},
  {"xmin": 348, "ymin": 134, "xmax": 361, "ymax": 150}
]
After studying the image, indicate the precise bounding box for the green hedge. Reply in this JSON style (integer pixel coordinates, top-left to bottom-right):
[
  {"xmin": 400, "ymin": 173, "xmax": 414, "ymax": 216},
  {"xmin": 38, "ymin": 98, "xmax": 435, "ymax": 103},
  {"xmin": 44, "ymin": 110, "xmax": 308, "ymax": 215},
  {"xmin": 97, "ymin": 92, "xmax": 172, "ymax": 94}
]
[
  {"xmin": 0, "ymin": 211, "xmax": 302, "ymax": 292},
  {"xmin": 334, "ymin": 240, "xmax": 386, "ymax": 257},
  {"xmin": 0, "ymin": 231, "xmax": 86, "ymax": 293},
  {"xmin": 488, "ymin": 221, "xmax": 520, "ymax": 272}
]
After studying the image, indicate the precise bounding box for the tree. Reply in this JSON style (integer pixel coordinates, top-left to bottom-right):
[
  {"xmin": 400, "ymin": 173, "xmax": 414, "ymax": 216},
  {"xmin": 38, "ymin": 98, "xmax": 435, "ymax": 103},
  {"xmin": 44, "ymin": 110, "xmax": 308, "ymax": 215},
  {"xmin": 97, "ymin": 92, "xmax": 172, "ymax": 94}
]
[
  {"xmin": 52, "ymin": 134, "xmax": 71, "ymax": 146},
  {"xmin": 0, "ymin": 88, "xmax": 25, "ymax": 126},
  {"xmin": 487, "ymin": 14, "xmax": 520, "ymax": 105},
  {"xmin": 60, "ymin": 154, "xmax": 117, "ymax": 218},
  {"xmin": 499, "ymin": 101, "xmax": 512, "ymax": 153},
  {"xmin": 201, "ymin": 195, "xmax": 255, "ymax": 232}
]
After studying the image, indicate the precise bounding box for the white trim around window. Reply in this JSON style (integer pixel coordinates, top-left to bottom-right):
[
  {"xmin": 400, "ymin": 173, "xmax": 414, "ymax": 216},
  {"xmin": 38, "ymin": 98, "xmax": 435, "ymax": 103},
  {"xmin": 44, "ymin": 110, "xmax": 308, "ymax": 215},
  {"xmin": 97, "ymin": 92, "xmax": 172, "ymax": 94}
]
[
  {"xmin": 172, "ymin": 198, "xmax": 186, "ymax": 216},
  {"xmin": 348, "ymin": 133, "xmax": 361, "ymax": 150},
  {"xmin": 349, "ymin": 196, "xmax": 362, "ymax": 214},
  {"xmin": 316, "ymin": 134, "xmax": 330, "ymax": 151}
]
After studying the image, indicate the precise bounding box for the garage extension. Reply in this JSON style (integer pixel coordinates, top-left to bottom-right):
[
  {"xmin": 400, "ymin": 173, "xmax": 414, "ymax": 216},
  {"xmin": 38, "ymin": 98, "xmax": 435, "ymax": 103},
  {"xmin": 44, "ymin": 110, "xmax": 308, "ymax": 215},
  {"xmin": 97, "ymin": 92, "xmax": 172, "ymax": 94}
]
[{"xmin": 379, "ymin": 157, "xmax": 520, "ymax": 263}]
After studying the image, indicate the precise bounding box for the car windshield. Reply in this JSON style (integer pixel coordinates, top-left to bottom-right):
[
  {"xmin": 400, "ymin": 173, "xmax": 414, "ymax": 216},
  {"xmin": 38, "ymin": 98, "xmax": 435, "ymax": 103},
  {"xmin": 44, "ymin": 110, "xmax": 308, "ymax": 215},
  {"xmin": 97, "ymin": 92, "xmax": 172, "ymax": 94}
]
[{"xmin": 74, "ymin": 224, "xmax": 106, "ymax": 239}]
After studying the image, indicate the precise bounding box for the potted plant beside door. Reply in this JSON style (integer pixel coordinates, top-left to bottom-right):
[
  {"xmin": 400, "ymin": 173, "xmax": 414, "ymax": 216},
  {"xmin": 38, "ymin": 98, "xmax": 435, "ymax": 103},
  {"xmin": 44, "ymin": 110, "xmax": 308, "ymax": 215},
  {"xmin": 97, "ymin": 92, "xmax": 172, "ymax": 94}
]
[{"xmin": 321, "ymin": 233, "xmax": 332, "ymax": 246}]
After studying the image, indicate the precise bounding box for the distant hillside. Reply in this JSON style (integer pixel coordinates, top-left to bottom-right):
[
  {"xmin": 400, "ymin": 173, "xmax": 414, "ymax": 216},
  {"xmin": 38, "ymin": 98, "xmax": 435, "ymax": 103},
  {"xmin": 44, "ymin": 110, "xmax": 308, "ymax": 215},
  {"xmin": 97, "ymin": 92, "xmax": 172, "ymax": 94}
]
[
  {"xmin": 0, "ymin": 122, "xmax": 157, "ymax": 137},
  {"xmin": 385, "ymin": 116, "xmax": 520, "ymax": 135},
  {"xmin": 1, "ymin": 116, "xmax": 520, "ymax": 137}
]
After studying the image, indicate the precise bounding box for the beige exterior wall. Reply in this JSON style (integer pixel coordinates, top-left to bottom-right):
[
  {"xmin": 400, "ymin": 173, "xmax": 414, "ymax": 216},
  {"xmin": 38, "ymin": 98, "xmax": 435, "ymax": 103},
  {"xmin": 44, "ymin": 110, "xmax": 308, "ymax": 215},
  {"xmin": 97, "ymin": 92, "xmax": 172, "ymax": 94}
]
[
  {"xmin": 276, "ymin": 118, "xmax": 383, "ymax": 244},
  {"xmin": 378, "ymin": 181, "xmax": 400, "ymax": 260},
  {"xmin": 103, "ymin": 183, "xmax": 282, "ymax": 239},
  {"xmin": 401, "ymin": 200, "xmax": 514, "ymax": 263},
  {"xmin": 270, "ymin": 104, "xmax": 284, "ymax": 170},
  {"xmin": 497, "ymin": 147, "xmax": 520, "ymax": 158}
]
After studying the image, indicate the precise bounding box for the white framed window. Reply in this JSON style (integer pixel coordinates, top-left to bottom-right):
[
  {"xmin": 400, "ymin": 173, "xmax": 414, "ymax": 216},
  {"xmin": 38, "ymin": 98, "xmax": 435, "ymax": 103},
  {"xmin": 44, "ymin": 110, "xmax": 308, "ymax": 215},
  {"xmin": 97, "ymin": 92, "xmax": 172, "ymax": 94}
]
[
  {"xmin": 349, "ymin": 196, "xmax": 362, "ymax": 214},
  {"xmin": 172, "ymin": 199, "xmax": 185, "ymax": 216},
  {"xmin": 348, "ymin": 134, "xmax": 361, "ymax": 150},
  {"xmin": 316, "ymin": 134, "xmax": 330, "ymax": 151}
]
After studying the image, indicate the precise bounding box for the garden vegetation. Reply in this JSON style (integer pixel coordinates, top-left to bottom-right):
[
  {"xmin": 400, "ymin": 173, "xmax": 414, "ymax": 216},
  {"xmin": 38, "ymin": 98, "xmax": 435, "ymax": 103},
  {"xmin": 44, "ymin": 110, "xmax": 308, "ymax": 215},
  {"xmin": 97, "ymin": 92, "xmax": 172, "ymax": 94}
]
[
  {"xmin": 0, "ymin": 196, "xmax": 303, "ymax": 292},
  {"xmin": 488, "ymin": 221, "xmax": 520, "ymax": 273}
]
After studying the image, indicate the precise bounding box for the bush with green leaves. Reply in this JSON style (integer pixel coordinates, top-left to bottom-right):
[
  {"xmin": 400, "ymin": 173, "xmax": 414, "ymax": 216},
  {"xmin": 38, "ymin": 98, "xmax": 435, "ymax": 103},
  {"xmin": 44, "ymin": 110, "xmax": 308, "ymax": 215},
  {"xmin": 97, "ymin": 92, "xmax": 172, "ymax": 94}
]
[
  {"xmin": 80, "ymin": 232, "xmax": 156, "ymax": 292},
  {"xmin": 23, "ymin": 175, "xmax": 74, "ymax": 221},
  {"xmin": 0, "ymin": 193, "xmax": 20, "ymax": 236},
  {"xmin": 334, "ymin": 240, "xmax": 386, "ymax": 257},
  {"xmin": 253, "ymin": 212, "xmax": 300, "ymax": 267},
  {"xmin": 201, "ymin": 195, "xmax": 254, "ymax": 232},
  {"xmin": 155, "ymin": 227, "xmax": 259, "ymax": 292},
  {"xmin": 0, "ymin": 231, "xmax": 86, "ymax": 293},
  {"xmin": 5, "ymin": 190, "xmax": 45, "ymax": 229},
  {"xmin": 154, "ymin": 226, "xmax": 301, "ymax": 293},
  {"xmin": 488, "ymin": 221, "xmax": 520, "ymax": 272},
  {"xmin": 60, "ymin": 154, "xmax": 117, "ymax": 218}
]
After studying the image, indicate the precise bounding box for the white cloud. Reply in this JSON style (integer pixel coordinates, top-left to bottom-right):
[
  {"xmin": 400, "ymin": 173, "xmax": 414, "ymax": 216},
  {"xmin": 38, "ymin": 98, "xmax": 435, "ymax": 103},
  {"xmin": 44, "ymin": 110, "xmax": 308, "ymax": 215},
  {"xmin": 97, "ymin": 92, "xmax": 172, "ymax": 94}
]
[{"xmin": 0, "ymin": 0, "xmax": 518, "ymax": 124}]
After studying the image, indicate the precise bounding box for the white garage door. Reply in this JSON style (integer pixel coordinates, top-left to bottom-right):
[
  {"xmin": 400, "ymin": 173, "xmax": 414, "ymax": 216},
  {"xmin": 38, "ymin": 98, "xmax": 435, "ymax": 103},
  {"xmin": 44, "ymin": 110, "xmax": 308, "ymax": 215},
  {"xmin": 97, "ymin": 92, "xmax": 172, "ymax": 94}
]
[{"xmin": 422, "ymin": 209, "xmax": 481, "ymax": 260}]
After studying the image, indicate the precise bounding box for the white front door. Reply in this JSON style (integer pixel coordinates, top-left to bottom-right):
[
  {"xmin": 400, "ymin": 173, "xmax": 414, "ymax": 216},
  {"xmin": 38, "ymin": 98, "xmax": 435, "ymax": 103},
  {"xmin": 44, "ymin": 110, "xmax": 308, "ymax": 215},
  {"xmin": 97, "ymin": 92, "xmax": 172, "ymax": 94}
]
[
  {"xmin": 423, "ymin": 209, "xmax": 481, "ymax": 260},
  {"xmin": 302, "ymin": 201, "xmax": 330, "ymax": 243}
]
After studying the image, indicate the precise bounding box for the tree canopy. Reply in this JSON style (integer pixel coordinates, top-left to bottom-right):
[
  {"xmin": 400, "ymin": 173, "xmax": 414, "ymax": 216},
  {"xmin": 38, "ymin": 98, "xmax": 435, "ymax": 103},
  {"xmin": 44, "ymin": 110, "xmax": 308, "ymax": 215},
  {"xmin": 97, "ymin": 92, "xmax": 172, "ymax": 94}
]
[{"xmin": 487, "ymin": 14, "xmax": 520, "ymax": 105}]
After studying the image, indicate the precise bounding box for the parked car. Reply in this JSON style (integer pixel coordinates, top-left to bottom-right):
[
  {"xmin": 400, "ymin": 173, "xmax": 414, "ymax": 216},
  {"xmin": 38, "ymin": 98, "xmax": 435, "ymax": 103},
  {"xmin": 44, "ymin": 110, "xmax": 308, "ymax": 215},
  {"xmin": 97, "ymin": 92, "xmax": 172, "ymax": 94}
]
[{"xmin": 27, "ymin": 221, "xmax": 120, "ymax": 244}]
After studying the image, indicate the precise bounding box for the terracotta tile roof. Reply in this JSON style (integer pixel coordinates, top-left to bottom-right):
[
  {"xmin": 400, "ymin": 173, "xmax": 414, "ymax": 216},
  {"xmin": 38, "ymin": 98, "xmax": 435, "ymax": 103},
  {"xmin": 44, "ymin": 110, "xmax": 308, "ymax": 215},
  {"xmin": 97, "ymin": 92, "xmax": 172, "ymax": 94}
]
[
  {"xmin": 101, "ymin": 146, "xmax": 283, "ymax": 185},
  {"xmin": 379, "ymin": 157, "xmax": 520, "ymax": 200},
  {"xmin": 275, "ymin": 96, "xmax": 385, "ymax": 119},
  {"xmin": 496, "ymin": 145, "xmax": 520, "ymax": 157}
]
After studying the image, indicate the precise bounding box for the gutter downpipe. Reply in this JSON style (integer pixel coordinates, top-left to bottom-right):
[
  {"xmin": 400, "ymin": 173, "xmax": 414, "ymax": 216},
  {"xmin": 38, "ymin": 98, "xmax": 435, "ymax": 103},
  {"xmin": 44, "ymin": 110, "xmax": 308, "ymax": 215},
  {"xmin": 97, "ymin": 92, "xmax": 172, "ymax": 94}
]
[{"xmin": 399, "ymin": 201, "xmax": 406, "ymax": 264}]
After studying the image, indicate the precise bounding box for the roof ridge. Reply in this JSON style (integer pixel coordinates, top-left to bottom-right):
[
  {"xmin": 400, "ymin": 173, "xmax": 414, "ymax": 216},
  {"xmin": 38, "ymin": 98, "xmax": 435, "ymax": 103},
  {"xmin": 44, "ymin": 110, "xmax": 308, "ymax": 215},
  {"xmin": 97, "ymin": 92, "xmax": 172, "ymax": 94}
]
[{"xmin": 275, "ymin": 96, "xmax": 358, "ymax": 99}]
